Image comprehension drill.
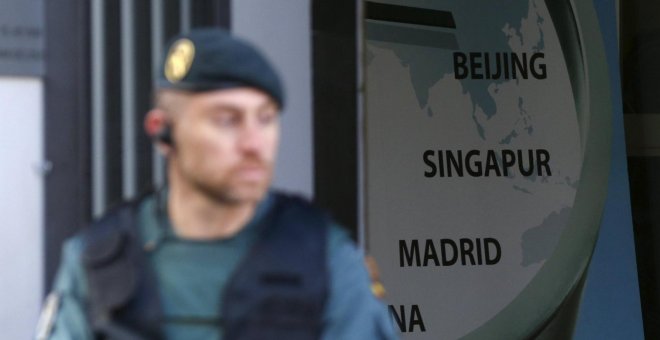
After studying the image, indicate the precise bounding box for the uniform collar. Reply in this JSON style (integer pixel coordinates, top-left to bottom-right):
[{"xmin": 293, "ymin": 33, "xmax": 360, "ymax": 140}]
[{"xmin": 140, "ymin": 188, "xmax": 276, "ymax": 252}]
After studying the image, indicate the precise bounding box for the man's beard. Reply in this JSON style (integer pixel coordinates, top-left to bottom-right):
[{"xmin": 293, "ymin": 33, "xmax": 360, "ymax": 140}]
[{"xmin": 187, "ymin": 161, "xmax": 272, "ymax": 206}]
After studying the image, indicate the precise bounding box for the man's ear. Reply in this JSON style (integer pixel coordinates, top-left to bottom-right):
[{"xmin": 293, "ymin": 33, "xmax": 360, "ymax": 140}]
[{"xmin": 144, "ymin": 108, "xmax": 173, "ymax": 155}]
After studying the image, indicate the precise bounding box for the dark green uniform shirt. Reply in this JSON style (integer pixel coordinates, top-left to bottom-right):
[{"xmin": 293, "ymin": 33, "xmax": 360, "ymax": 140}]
[{"xmin": 45, "ymin": 192, "xmax": 397, "ymax": 339}]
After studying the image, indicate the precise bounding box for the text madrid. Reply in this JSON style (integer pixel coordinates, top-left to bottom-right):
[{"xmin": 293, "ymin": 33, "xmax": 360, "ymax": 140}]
[{"xmin": 399, "ymin": 238, "xmax": 502, "ymax": 267}]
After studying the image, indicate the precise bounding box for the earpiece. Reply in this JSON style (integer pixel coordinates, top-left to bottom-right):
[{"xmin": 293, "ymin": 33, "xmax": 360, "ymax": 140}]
[{"xmin": 156, "ymin": 124, "xmax": 174, "ymax": 146}]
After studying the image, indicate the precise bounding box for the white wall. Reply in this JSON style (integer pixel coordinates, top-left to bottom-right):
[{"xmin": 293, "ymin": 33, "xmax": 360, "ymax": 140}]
[
  {"xmin": 0, "ymin": 78, "xmax": 44, "ymax": 339},
  {"xmin": 232, "ymin": 0, "xmax": 314, "ymax": 199}
]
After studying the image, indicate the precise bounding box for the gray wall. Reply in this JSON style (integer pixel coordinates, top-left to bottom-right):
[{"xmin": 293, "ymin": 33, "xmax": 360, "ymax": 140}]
[{"xmin": 232, "ymin": 0, "xmax": 314, "ymax": 199}]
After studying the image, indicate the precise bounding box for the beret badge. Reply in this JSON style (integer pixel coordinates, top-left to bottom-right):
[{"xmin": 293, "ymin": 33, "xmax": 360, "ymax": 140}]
[{"xmin": 164, "ymin": 38, "xmax": 195, "ymax": 83}]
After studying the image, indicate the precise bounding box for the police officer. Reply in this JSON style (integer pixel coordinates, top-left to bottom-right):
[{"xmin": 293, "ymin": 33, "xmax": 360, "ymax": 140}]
[{"xmin": 36, "ymin": 28, "xmax": 397, "ymax": 340}]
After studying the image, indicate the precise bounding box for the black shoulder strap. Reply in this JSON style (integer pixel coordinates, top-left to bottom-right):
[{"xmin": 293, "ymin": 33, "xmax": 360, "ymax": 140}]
[
  {"xmin": 82, "ymin": 205, "xmax": 138, "ymax": 322},
  {"xmin": 81, "ymin": 199, "xmax": 162, "ymax": 339},
  {"xmin": 222, "ymin": 193, "xmax": 329, "ymax": 340}
]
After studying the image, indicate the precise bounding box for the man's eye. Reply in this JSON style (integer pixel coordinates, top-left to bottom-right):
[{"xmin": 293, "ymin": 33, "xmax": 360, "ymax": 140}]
[
  {"xmin": 212, "ymin": 114, "xmax": 239, "ymax": 127},
  {"xmin": 258, "ymin": 111, "xmax": 278, "ymax": 125}
]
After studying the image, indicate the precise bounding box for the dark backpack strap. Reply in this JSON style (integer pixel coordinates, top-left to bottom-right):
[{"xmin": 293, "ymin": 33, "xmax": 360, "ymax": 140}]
[
  {"xmin": 82, "ymin": 199, "xmax": 162, "ymax": 339},
  {"xmin": 222, "ymin": 193, "xmax": 329, "ymax": 340}
]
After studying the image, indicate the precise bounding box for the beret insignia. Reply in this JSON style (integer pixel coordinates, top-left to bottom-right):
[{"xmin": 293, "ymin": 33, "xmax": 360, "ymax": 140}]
[{"xmin": 164, "ymin": 38, "xmax": 195, "ymax": 83}]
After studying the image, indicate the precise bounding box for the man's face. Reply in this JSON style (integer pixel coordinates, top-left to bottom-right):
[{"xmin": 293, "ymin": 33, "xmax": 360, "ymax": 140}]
[{"xmin": 169, "ymin": 87, "xmax": 280, "ymax": 205}]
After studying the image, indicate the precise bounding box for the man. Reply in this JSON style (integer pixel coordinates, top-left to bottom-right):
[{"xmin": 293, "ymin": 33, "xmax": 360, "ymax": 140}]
[{"xmin": 37, "ymin": 28, "xmax": 396, "ymax": 339}]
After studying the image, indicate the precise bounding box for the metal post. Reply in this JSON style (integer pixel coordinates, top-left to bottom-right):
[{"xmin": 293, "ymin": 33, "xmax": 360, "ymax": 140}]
[
  {"xmin": 121, "ymin": 0, "xmax": 137, "ymax": 200},
  {"xmin": 152, "ymin": 0, "xmax": 166, "ymax": 187},
  {"xmin": 356, "ymin": 0, "xmax": 366, "ymax": 250},
  {"xmin": 181, "ymin": 0, "xmax": 191, "ymax": 32},
  {"xmin": 91, "ymin": 0, "xmax": 106, "ymax": 217}
]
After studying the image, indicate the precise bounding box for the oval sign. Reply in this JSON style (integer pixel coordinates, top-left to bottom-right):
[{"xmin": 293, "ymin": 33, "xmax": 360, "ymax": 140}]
[{"xmin": 364, "ymin": 0, "xmax": 611, "ymax": 338}]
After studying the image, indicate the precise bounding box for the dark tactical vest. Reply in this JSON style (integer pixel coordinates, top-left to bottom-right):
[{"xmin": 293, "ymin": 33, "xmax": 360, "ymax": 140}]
[{"xmin": 81, "ymin": 193, "xmax": 329, "ymax": 340}]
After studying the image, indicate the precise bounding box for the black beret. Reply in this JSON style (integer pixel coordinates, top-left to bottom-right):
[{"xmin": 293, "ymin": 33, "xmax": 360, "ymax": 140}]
[{"xmin": 157, "ymin": 28, "xmax": 285, "ymax": 108}]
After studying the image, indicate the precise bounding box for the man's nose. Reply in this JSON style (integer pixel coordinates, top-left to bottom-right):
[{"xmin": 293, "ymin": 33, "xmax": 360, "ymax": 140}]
[{"xmin": 237, "ymin": 123, "xmax": 264, "ymax": 152}]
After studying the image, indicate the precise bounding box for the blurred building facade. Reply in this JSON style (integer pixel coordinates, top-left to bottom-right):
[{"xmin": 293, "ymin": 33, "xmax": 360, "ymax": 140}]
[{"xmin": 1, "ymin": 1, "xmax": 358, "ymax": 338}]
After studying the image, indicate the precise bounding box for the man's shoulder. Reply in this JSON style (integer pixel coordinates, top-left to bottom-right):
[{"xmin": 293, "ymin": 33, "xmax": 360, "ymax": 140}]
[
  {"xmin": 87, "ymin": 191, "xmax": 157, "ymax": 233},
  {"xmin": 269, "ymin": 190, "xmax": 317, "ymax": 209},
  {"xmin": 268, "ymin": 190, "xmax": 354, "ymax": 247},
  {"xmin": 268, "ymin": 190, "xmax": 339, "ymax": 229},
  {"xmin": 64, "ymin": 192, "xmax": 156, "ymax": 262}
]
